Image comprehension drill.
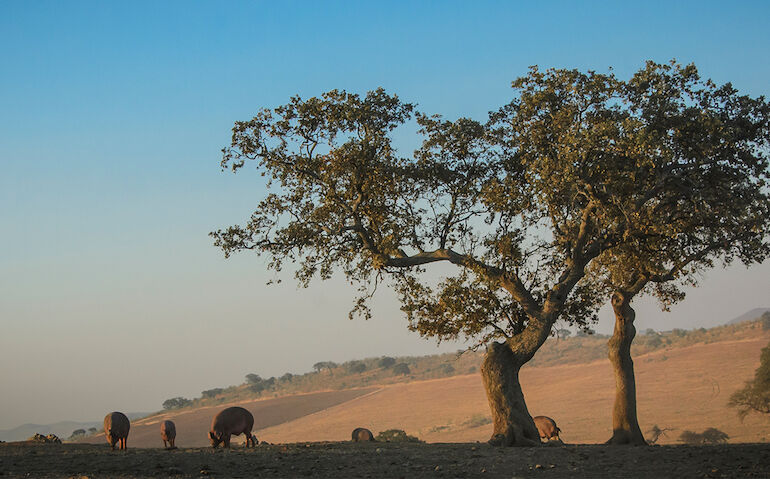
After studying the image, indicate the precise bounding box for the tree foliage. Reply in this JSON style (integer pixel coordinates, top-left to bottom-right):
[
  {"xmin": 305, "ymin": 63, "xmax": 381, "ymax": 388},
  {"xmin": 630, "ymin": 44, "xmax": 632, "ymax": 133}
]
[
  {"xmin": 729, "ymin": 341, "xmax": 770, "ymax": 420},
  {"xmin": 212, "ymin": 61, "xmax": 770, "ymax": 445},
  {"xmin": 585, "ymin": 61, "xmax": 770, "ymax": 305},
  {"xmin": 392, "ymin": 362, "xmax": 411, "ymax": 375},
  {"xmin": 201, "ymin": 388, "xmax": 224, "ymax": 399},
  {"xmin": 313, "ymin": 361, "xmax": 337, "ymax": 373},
  {"xmin": 378, "ymin": 356, "xmax": 396, "ymax": 368},
  {"xmin": 162, "ymin": 397, "xmax": 192, "ymax": 410}
]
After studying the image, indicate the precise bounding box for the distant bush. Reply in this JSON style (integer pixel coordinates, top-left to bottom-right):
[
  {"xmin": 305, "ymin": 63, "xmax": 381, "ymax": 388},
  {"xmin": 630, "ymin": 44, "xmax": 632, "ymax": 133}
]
[
  {"xmin": 645, "ymin": 335, "xmax": 663, "ymax": 348},
  {"xmin": 761, "ymin": 312, "xmax": 770, "ymax": 330},
  {"xmin": 69, "ymin": 429, "xmax": 86, "ymax": 439},
  {"xmin": 439, "ymin": 363, "xmax": 455, "ymax": 375},
  {"xmin": 393, "ymin": 363, "xmax": 411, "ymax": 376},
  {"xmin": 88, "ymin": 427, "xmax": 97, "ymax": 435},
  {"xmin": 375, "ymin": 429, "xmax": 422, "ymax": 443},
  {"xmin": 163, "ymin": 397, "xmax": 192, "ymax": 410},
  {"xmin": 679, "ymin": 427, "xmax": 729, "ymax": 445},
  {"xmin": 379, "ymin": 357, "xmax": 396, "ymax": 368},
  {"xmin": 201, "ymin": 388, "xmax": 224, "ymax": 399},
  {"xmin": 313, "ymin": 361, "xmax": 338, "ymax": 373},
  {"xmin": 348, "ymin": 361, "xmax": 367, "ymax": 373},
  {"xmin": 281, "ymin": 373, "xmax": 294, "ymax": 382},
  {"xmin": 245, "ymin": 373, "xmax": 263, "ymax": 384}
]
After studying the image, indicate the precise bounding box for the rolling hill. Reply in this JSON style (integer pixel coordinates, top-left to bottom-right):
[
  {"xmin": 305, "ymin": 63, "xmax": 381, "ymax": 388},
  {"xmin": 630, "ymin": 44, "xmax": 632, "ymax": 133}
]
[{"xmin": 79, "ymin": 318, "xmax": 770, "ymax": 447}]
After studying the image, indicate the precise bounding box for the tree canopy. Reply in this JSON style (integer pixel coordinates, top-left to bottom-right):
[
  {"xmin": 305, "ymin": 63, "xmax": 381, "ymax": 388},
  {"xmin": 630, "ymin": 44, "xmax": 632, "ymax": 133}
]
[{"xmin": 213, "ymin": 60, "xmax": 770, "ymax": 446}]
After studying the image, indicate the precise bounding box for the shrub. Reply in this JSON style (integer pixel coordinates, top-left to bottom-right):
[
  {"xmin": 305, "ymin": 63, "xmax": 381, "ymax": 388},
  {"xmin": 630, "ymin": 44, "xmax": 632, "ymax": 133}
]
[
  {"xmin": 69, "ymin": 429, "xmax": 86, "ymax": 439},
  {"xmin": 280, "ymin": 372, "xmax": 294, "ymax": 382},
  {"xmin": 348, "ymin": 361, "xmax": 367, "ymax": 373},
  {"xmin": 375, "ymin": 429, "xmax": 422, "ymax": 443},
  {"xmin": 679, "ymin": 427, "xmax": 729, "ymax": 445},
  {"xmin": 379, "ymin": 357, "xmax": 396, "ymax": 368},
  {"xmin": 761, "ymin": 312, "xmax": 770, "ymax": 331},
  {"xmin": 201, "ymin": 388, "xmax": 224, "ymax": 399},
  {"xmin": 393, "ymin": 363, "xmax": 411, "ymax": 376},
  {"xmin": 313, "ymin": 361, "xmax": 338, "ymax": 373},
  {"xmin": 162, "ymin": 397, "xmax": 192, "ymax": 410},
  {"xmin": 245, "ymin": 373, "xmax": 263, "ymax": 384}
]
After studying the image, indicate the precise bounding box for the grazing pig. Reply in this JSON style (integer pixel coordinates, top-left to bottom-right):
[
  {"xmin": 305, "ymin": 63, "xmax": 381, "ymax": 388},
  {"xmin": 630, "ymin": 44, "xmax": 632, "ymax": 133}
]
[
  {"xmin": 160, "ymin": 420, "xmax": 176, "ymax": 449},
  {"xmin": 209, "ymin": 406, "xmax": 257, "ymax": 448},
  {"xmin": 104, "ymin": 412, "xmax": 130, "ymax": 450},
  {"xmin": 351, "ymin": 427, "xmax": 375, "ymax": 442},
  {"xmin": 533, "ymin": 416, "xmax": 562, "ymax": 443}
]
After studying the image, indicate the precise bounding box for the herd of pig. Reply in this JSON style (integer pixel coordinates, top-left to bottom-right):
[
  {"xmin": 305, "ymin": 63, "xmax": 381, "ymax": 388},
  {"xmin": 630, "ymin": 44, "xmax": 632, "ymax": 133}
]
[{"xmin": 103, "ymin": 408, "xmax": 562, "ymax": 450}]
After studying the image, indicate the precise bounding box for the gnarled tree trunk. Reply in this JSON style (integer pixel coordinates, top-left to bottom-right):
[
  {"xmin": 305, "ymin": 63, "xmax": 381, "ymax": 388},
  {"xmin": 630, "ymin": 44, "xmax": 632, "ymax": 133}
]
[
  {"xmin": 481, "ymin": 341, "xmax": 541, "ymax": 446},
  {"xmin": 606, "ymin": 290, "xmax": 646, "ymax": 445}
]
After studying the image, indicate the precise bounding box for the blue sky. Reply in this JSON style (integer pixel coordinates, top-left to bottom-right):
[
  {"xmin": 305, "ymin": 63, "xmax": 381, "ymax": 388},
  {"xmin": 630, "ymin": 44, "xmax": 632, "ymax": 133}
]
[{"xmin": 1, "ymin": 1, "xmax": 769, "ymax": 429}]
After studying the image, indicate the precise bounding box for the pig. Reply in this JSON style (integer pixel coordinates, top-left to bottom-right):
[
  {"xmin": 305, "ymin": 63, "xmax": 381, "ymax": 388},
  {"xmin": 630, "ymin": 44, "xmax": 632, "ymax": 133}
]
[
  {"xmin": 160, "ymin": 420, "xmax": 176, "ymax": 449},
  {"xmin": 533, "ymin": 415, "xmax": 562, "ymax": 443},
  {"xmin": 104, "ymin": 411, "xmax": 130, "ymax": 450},
  {"xmin": 351, "ymin": 427, "xmax": 375, "ymax": 442},
  {"xmin": 209, "ymin": 406, "xmax": 257, "ymax": 448}
]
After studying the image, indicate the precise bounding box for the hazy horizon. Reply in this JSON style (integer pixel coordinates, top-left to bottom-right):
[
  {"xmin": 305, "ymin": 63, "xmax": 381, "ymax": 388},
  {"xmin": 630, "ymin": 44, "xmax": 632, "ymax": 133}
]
[{"xmin": 2, "ymin": 1, "xmax": 769, "ymax": 430}]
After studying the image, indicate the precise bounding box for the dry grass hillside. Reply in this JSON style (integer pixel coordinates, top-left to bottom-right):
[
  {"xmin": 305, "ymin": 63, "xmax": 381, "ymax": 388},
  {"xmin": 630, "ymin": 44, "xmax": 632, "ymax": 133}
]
[
  {"xmin": 80, "ymin": 320, "xmax": 770, "ymax": 448},
  {"xmin": 259, "ymin": 330, "xmax": 770, "ymax": 445}
]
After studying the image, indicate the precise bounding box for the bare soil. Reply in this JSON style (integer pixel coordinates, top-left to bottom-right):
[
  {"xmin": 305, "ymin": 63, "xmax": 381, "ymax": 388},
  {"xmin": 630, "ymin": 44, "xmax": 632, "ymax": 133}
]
[{"xmin": 2, "ymin": 440, "xmax": 769, "ymax": 478}]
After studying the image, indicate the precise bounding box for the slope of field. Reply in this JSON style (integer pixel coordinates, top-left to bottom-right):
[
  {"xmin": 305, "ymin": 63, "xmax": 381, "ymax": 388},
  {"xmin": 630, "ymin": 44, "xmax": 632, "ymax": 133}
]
[
  {"xmin": 80, "ymin": 388, "xmax": 377, "ymax": 448},
  {"xmin": 257, "ymin": 332, "xmax": 770, "ymax": 445}
]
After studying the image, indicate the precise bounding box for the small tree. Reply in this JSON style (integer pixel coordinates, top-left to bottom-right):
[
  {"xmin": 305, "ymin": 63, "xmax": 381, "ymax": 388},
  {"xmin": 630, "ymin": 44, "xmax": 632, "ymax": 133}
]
[
  {"xmin": 393, "ymin": 363, "xmax": 411, "ymax": 376},
  {"xmin": 761, "ymin": 312, "xmax": 770, "ymax": 331},
  {"xmin": 70, "ymin": 429, "xmax": 86, "ymax": 438},
  {"xmin": 280, "ymin": 372, "xmax": 294, "ymax": 382},
  {"xmin": 162, "ymin": 397, "xmax": 192, "ymax": 410},
  {"xmin": 348, "ymin": 361, "xmax": 367, "ymax": 373},
  {"xmin": 88, "ymin": 428, "xmax": 97, "ymax": 435},
  {"xmin": 729, "ymin": 341, "xmax": 770, "ymax": 420},
  {"xmin": 201, "ymin": 388, "xmax": 224, "ymax": 399},
  {"xmin": 313, "ymin": 361, "xmax": 337, "ymax": 374},
  {"xmin": 379, "ymin": 357, "xmax": 396, "ymax": 369},
  {"xmin": 245, "ymin": 373, "xmax": 263, "ymax": 384}
]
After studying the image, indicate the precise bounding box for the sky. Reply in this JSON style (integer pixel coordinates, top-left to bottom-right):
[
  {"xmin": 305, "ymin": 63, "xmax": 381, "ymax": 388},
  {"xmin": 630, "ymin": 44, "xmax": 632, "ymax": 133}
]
[{"xmin": 1, "ymin": 1, "xmax": 769, "ymax": 430}]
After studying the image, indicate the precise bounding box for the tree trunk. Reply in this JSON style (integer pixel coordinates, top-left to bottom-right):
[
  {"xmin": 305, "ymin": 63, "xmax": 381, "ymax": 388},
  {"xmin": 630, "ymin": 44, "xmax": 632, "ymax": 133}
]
[
  {"xmin": 606, "ymin": 290, "xmax": 646, "ymax": 445},
  {"xmin": 481, "ymin": 341, "xmax": 541, "ymax": 446}
]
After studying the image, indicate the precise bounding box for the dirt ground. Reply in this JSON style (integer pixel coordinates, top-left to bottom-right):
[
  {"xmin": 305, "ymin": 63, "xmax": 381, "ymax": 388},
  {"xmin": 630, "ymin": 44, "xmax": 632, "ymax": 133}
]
[{"xmin": 2, "ymin": 441, "xmax": 769, "ymax": 478}]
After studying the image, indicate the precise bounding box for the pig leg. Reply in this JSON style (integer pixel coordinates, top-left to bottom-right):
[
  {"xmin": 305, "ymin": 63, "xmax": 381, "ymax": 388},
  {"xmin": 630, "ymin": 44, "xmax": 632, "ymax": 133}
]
[{"xmin": 224, "ymin": 434, "xmax": 231, "ymax": 448}]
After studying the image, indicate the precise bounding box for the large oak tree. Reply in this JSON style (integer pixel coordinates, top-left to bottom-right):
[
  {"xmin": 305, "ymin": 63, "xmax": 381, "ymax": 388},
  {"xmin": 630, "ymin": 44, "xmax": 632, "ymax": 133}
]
[
  {"xmin": 585, "ymin": 62, "xmax": 770, "ymax": 444},
  {"xmin": 212, "ymin": 62, "xmax": 769, "ymax": 446}
]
